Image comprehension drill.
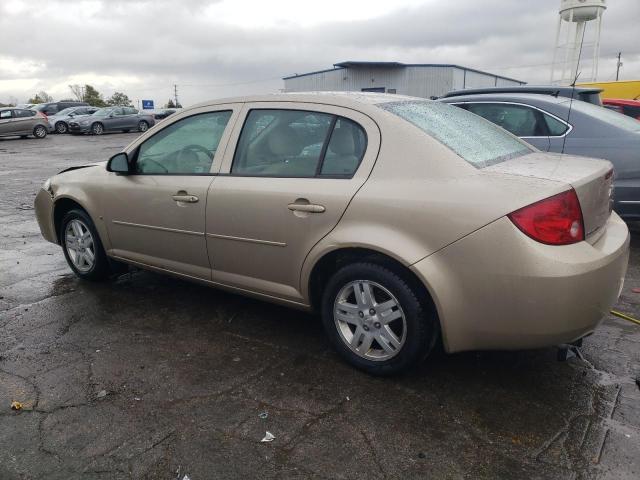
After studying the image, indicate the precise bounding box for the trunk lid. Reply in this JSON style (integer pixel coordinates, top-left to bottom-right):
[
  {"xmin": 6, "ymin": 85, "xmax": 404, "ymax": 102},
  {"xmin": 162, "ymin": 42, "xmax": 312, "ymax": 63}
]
[{"xmin": 485, "ymin": 152, "xmax": 614, "ymax": 241}]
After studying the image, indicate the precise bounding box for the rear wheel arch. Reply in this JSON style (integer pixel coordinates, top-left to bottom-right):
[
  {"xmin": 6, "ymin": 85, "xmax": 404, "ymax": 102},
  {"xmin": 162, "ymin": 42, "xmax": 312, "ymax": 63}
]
[{"xmin": 308, "ymin": 247, "xmax": 439, "ymax": 319}]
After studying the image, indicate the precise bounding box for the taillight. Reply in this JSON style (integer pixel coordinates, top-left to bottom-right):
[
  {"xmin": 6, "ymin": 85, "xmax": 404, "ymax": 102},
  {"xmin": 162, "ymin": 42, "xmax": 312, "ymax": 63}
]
[
  {"xmin": 37, "ymin": 112, "xmax": 47, "ymax": 119},
  {"xmin": 508, "ymin": 189, "xmax": 584, "ymax": 245}
]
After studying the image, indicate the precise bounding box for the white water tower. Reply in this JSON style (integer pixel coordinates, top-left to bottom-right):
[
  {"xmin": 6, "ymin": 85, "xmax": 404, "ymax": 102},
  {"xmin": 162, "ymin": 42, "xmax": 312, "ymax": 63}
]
[{"xmin": 550, "ymin": 0, "xmax": 606, "ymax": 85}]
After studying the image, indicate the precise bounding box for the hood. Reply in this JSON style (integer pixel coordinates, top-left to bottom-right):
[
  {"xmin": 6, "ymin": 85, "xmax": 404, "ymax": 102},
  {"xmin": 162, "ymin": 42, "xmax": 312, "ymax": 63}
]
[{"xmin": 58, "ymin": 161, "xmax": 106, "ymax": 175}]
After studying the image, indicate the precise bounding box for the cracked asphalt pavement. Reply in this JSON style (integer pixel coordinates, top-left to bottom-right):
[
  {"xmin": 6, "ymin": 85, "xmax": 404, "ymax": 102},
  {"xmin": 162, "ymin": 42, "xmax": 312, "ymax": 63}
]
[{"xmin": 1, "ymin": 133, "xmax": 639, "ymax": 479}]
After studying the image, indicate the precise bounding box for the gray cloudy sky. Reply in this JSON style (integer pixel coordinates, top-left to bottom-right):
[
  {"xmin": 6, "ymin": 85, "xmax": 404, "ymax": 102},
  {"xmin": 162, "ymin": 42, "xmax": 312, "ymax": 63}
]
[{"xmin": 1, "ymin": 0, "xmax": 638, "ymax": 106}]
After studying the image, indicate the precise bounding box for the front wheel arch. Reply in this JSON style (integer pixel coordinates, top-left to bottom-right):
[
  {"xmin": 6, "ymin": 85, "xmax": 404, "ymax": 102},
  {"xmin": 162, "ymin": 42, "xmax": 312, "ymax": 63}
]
[{"xmin": 53, "ymin": 198, "xmax": 90, "ymax": 243}]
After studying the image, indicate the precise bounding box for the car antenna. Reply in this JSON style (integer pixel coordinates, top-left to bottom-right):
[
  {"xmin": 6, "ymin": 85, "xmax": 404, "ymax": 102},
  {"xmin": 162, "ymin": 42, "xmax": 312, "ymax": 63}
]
[{"xmin": 562, "ymin": 25, "xmax": 587, "ymax": 155}]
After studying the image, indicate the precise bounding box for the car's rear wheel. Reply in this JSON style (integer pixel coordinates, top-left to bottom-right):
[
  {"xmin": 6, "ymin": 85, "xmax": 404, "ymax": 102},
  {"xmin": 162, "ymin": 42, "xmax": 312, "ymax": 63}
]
[
  {"xmin": 60, "ymin": 209, "xmax": 110, "ymax": 281},
  {"xmin": 55, "ymin": 122, "xmax": 68, "ymax": 134},
  {"xmin": 137, "ymin": 121, "xmax": 148, "ymax": 132},
  {"xmin": 91, "ymin": 123, "xmax": 104, "ymax": 135},
  {"xmin": 33, "ymin": 125, "xmax": 47, "ymax": 139},
  {"xmin": 321, "ymin": 262, "xmax": 438, "ymax": 375}
]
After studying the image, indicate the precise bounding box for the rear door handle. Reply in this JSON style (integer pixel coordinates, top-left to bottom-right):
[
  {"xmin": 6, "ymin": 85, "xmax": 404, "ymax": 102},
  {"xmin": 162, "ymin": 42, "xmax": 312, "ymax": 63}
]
[
  {"xmin": 288, "ymin": 203, "xmax": 325, "ymax": 213},
  {"xmin": 172, "ymin": 193, "xmax": 199, "ymax": 203}
]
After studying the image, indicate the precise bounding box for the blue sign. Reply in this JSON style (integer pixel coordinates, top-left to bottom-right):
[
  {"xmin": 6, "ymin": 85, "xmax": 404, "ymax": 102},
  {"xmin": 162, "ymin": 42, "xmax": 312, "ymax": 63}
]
[{"xmin": 141, "ymin": 100, "xmax": 154, "ymax": 110}]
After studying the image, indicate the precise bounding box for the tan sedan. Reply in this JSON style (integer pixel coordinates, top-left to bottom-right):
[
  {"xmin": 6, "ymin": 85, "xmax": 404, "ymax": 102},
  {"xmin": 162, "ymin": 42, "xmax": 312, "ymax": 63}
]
[{"xmin": 34, "ymin": 93, "xmax": 629, "ymax": 374}]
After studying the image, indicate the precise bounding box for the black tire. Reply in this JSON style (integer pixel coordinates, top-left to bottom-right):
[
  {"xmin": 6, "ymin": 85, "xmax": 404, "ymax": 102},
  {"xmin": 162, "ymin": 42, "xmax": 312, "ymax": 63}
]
[
  {"xmin": 55, "ymin": 122, "xmax": 68, "ymax": 134},
  {"xmin": 137, "ymin": 121, "xmax": 148, "ymax": 132},
  {"xmin": 33, "ymin": 125, "xmax": 48, "ymax": 139},
  {"xmin": 90, "ymin": 123, "xmax": 104, "ymax": 135},
  {"xmin": 321, "ymin": 262, "xmax": 438, "ymax": 375},
  {"xmin": 60, "ymin": 209, "xmax": 111, "ymax": 281}
]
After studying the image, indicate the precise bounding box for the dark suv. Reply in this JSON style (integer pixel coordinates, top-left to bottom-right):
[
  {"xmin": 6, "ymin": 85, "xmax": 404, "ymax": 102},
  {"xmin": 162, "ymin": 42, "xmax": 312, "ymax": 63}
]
[
  {"xmin": 31, "ymin": 101, "xmax": 90, "ymax": 116},
  {"xmin": 441, "ymin": 86, "xmax": 603, "ymax": 106}
]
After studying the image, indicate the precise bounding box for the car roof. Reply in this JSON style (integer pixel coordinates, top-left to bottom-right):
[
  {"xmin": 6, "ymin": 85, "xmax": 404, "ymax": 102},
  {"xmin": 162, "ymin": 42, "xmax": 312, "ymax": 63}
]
[
  {"xmin": 190, "ymin": 91, "xmax": 420, "ymax": 110},
  {"xmin": 0, "ymin": 106, "xmax": 13, "ymax": 111},
  {"xmin": 442, "ymin": 85, "xmax": 603, "ymax": 98},
  {"xmin": 439, "ymin": 92, "xmax": 574, "ymax": 106}
]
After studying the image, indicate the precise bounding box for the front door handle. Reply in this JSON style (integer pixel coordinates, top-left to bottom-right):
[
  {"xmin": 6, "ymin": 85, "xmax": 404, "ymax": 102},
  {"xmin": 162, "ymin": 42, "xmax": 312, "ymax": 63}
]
[
  {"xmin": 172, "ymin": 192, "xmax": 199, "ymax": 203},
  {"xmin": 288, "ymin": 203, "xmax": 325, "ymax": 213}
]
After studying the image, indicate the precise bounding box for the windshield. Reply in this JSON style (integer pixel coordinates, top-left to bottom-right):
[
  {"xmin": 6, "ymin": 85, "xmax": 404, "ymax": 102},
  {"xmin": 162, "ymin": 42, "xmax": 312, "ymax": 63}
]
[
  {"xmin": 55, "ymin": 107, "xmax": 76, "ymax": 116},
  {"xmin": 92, "ymin": 108, "xmax": 113, "ymax": 117},
  {"xmin": 31, "ymin": 104, "xmax": 48, "ymax": 112},
  {"xmin": 571, "ymin": 100, "xmax": 640, "ymax": 132},
  {"xmin": 379, "ymin": 100, "xmax": 533, "ymax": 168}
]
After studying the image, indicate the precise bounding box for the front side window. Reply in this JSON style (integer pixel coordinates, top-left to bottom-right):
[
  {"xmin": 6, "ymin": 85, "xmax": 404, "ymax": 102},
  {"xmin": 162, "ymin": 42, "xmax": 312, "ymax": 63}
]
[
  {"xmin": 135, "ymin": 111, "xmax": 232, "ymax": 174},
  {"xmin": 232, "ymin": 109, "xmax": 367, "ymax": 177},
  {"xmin": 0, "ymin": 110, "xmax": 12, "ymax": 119},
  {"xmin": 465, "ymin": 103, "xmax": 546, "ymax": 137},
  {"xmin": 379, "ymin": 101, "xmax": 532, "ymax": 168}
]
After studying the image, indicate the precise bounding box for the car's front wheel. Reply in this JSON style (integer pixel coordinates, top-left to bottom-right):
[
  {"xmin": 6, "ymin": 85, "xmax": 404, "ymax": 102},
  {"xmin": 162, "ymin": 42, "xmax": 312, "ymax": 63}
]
[
  {"xmin": 321, "ymin": 262, "xmax": 438, "ymax": 375},
  {"xmin": 91, "ymin": 123, "xmax": 104, "ymax": 135},
  {"xmin": 33, "ymin": 125, "xmax": 47, "ymax": 139},
  {"xmin": 55, "ymin": 122, "xmax": 68, "ymax": 134},
  {"xmin": 60, "ymin": 209, "xmax": 110, "ymax": 281}
]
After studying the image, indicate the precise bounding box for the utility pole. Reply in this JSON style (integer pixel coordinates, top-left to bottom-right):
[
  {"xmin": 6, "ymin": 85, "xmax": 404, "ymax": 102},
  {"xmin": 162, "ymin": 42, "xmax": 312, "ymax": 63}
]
[
  {"xmin": 616, "ymin": 52, "xmax": 622, "ymax": 81},
  {"xmin": 173, "ymin": 84, "xmax": 179, "ymax": 108}
]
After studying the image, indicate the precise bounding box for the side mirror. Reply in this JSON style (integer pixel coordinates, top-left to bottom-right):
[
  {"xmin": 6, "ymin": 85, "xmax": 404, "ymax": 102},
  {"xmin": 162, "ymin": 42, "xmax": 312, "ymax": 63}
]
[
  {"xmin": 106, "ymin": 152, "xmax": 130, "ymax": 174},
  {"xmin": 108, "ymin": 113, "xmax": 115, "ymax": 118},
  {"xmin": 69, "ymin": 113, "xmax": 76, "ymax": 117}
]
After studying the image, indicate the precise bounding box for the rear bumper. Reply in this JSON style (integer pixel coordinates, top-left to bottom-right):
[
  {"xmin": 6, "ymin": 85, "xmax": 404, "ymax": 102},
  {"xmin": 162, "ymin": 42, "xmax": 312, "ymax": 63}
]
[
  {"xmin": 411, "ymin": 213, "xmax": 629, "ymax": 353},
  {"xmin": 613, "ymin": 181, "xmax": 640, "ymax": 219}
]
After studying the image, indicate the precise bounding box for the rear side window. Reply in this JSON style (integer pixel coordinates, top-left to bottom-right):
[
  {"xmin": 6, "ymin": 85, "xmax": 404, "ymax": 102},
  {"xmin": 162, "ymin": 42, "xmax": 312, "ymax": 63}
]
[
  {"xmin": 544, "ymin": 114, "xmax": 569, "ymax": 136},
  {"xmin": 14, "ymin": 109, "xmax": 35, "ymax": 118},
  {"xmin": 232, "ymin": 109, "xmax": 367, "ymax": 178},
  {"xmin": 379, "ymin": 101, "xmax": 532, "ymax": 168},
  {"xmin": 465, "ymin": 103, "xmax": 546, "ymax": 137}
]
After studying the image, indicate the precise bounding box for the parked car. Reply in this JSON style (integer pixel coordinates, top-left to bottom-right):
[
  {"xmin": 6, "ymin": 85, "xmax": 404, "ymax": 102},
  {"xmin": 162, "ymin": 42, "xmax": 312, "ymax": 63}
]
[
  {"xmin": 31, "ymin": 101, "xmax": 90, "ymax": 117},
  {"xmin": 48, "ymin": 106, "xmax": 100, "ymax": 134},
  {"xmin": 34, "ymin": 93, "xmax": 628, "ymax": 374},
  {"xmin": 68, "ymin": 107, "xmax": 155, "ymax": 135},
  {"xmin": 603, "ymin": 98, "xmax": 640, "ymax": 120},
  {"xmin": 0, "ymin": 107, "xmax": 48, "ymax": 139},
  {"xmin": 15, "ymin": 103, "xmax": 35, "ymax": 109},
  {"xmin": 441, "ymin": 85, "xmax": 603, "ymax": 105},
  {"xmin": 440, "ymin": 93, "xmax": 640, "ymax": 219}
]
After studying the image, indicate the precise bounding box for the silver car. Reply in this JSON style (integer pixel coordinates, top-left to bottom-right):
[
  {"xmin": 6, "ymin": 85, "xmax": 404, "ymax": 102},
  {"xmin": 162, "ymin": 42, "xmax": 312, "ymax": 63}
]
[
  {"xmin": 440, "ymin": 93, "xmax": 640, "ymax": 219},
  {"xmin": 68, "ymin": 107, "xmax": 156, "ymax": 135},
  {"xmin": 0, "ymin": 107, "xmax": 48, "ymax": 139},
  {"xmin": 48, "ymin": 106, "xmax": 99, "ymax": 134}
]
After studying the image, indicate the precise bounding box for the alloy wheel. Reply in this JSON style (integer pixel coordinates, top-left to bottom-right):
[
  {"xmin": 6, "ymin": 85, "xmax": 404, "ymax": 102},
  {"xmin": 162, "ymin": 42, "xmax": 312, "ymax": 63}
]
[
  {"xmin": 333, "ymin": 280, "xmax": 407, "ymax": 361},
  {"xmin": 64, "ymin": 219, "xmax": 96, "ymax": 273},
  {"xmin": 34, "ymin": 126, "xmax": 47, "ymax": 138},
  {"xmin": 56, "ymin": 122, "xmax": 68, "ymax": 134},
  {"xmin": 138, "ymin": 121, "xmax": 148, "ymax": 132}
]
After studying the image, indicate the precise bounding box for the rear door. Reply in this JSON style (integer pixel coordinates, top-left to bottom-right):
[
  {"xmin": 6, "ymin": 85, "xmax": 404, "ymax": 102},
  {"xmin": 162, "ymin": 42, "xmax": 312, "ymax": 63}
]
[
  {"xmin": 206, "ymin": 102, "xmax": 380, "ymax": 303},
  {"xmin": 104, "ymin": 108, "xmax": 125, "ymax": 130},
  {"xmin": 14, "ymin": 109, "xmax": 38, "ymax": 133},
  {"xmin": 122, "ymin": 107, "xmax": 139, "ymax": 129}
]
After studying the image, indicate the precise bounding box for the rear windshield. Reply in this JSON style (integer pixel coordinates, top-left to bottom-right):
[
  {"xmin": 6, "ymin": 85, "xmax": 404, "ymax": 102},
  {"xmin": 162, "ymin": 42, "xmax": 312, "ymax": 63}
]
[
  {"xmin": 378, "ymin": 100, "xmax": 532, "ymax": 168},
  {"xmin": 570, "ymin": 100, "xmax": 640, "ymax": 132}
]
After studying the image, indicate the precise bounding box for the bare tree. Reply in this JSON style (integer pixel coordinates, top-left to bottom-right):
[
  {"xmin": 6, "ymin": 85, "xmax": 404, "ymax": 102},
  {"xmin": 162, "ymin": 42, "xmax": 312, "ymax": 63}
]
[{"xmin": 69, "ymin": 84, "xmax": 84, "ymax": 102}]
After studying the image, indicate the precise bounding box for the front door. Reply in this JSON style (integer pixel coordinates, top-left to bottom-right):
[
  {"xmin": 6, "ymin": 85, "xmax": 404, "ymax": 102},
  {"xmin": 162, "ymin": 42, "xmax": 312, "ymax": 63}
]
[
  {"xmin": 206, "ymin": 103, "xmax": 380, "ymax": 303},
  {"xmin": 102, "ymin": 108, "xmax": 238, "ymax": 279}
]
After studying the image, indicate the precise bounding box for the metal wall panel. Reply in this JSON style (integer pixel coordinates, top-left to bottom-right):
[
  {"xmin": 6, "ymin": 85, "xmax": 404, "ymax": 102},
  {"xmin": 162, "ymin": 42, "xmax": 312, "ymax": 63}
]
[{"xmin": 284, "ymin": 66, "xmax": 522, "ymax": 97}]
